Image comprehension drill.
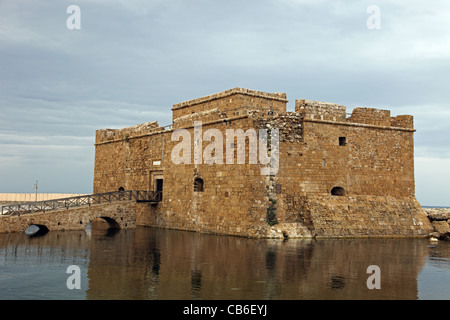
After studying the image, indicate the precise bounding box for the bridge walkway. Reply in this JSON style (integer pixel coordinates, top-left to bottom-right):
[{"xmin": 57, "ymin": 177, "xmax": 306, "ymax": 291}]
[{"xmin": 0, "ymin": 190, "xmax": 161, "ymax": 216}]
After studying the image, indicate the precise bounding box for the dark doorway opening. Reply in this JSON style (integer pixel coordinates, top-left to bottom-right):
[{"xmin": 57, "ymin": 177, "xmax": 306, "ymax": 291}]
[
  {"xmin": 194, "ymin": 178, "xmax": 204, "ymax": 192},
  {"xmin": 156, "ymin": 179, "xmax": 163, "ymax": 200},
  {"xmin": 331, "ymin": 187, "xmax": 346, "ymax": 196}
]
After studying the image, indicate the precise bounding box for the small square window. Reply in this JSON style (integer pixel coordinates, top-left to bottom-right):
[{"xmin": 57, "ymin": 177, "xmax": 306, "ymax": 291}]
[{"xmin": 339, "ymin": 137, "xmax": 347, "ymax": 146}]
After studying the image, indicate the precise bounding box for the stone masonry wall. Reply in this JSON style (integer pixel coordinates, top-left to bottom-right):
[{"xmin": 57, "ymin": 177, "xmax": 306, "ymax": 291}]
[
  {"xmin": 94, "ymin": 129, "xmax": 169, "ymax": 193},
  {"xmin": 154, "ymin": 116, "xmax": 280, "ymax": 238},
  {"xmin": 297, "ymin": 120, "xmax": 416, "ymax": 197},
  {"xmin": 300, "ymin": 195, "xmax": 433, "ymax": 237}
]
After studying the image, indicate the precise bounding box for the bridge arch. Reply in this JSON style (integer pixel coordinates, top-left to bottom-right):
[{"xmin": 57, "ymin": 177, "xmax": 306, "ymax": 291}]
[
  {"xmin": 25, "ymin": 224, "xmax": 49, "ymax": 237},
  {"xmin": 99, "ymin": 216, "xmax": 120, "ymax": 228},
  {"xmin": 86, "ymin": 216, "xmax": 121, "ymax": 232}
]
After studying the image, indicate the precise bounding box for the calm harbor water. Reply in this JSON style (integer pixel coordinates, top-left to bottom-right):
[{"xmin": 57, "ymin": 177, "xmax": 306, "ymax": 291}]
[{"xmin": 0, "ymin": 226, "xmax": 449, "ymax": 300}]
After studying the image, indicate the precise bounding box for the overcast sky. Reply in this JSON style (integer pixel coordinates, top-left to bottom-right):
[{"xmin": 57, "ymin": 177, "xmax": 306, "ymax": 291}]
[{"xmin": 0, "ymin": 0, "xmax": 449, "ymax": 206}]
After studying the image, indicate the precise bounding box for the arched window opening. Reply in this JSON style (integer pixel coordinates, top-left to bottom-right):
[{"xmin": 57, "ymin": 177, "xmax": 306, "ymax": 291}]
[
  {"xmin": 331, "ymin": 187, "xmax": 346, "ymax": 196},
  {"xmin": 194, "ymin": 178, "xmax": 204, "ymax": 192},
  {"xmin": 118, "ymin": 187, "xmax": 125, "ymax": 192}
]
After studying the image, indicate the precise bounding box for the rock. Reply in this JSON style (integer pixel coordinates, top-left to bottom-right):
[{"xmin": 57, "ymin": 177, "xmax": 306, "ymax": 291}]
[
  {"xmin": 431, "ymin": 220, "xmax": 450, "ymax": 235},
  {"xmin": 25, "ymin": 224, "xmax": 40, "ymax": 236},
  {"xmin": 25, "ymin": 224, "xmax": 49, "ymax": 237},
  {"xmin": 429, "ymin": 232, "xmax": 441, "ymax": 239},
  {"xmin": 424, "ymin": 208, "xmax": 450, "ymax": 221}
]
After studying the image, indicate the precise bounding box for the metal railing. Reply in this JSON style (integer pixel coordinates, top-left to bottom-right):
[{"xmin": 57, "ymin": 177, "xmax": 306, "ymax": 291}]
[{"xmin": 0, "ymin": 190, "xmax": 162, "ymax": 216}]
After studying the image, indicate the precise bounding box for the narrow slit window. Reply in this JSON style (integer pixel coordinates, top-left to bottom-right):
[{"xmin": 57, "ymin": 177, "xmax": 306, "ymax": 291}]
[{"xmin": 339, "ymin": 137, "xmax": 347, "ymax": 146}]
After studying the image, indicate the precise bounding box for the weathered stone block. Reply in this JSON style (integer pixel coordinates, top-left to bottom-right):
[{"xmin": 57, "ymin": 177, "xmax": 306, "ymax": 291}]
[{"xmin": 431, "ymin": 220, "xmax": 450, "ymax": 235}]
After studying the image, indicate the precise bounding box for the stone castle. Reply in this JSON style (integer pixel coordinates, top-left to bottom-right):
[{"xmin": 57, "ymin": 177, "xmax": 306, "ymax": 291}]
[{"xmin": 93, "ymin": 87, "xmax": 433, "ymax": 238}]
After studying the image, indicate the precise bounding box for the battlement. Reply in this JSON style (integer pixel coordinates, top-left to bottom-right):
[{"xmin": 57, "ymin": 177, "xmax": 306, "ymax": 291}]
[
  {"xmin": 347, "ymin": 107, "xmax": 391, "ymax": 126},
  {"xmin": 348, "ymin": 107, "xmax": 413, "ymax": 129},
  {"xmin": 96, "ymin": 89, "xmax": 414, "ymax": 146},
  {"xmin": 171, "ymin": 87, "xmax": 288, "ymax": 122},
  {"xmin": 296, "ymin": 99, "xmax": 414, "ymax": 129},
  {"xmin": 295, "ymin": 99, "xmax": 347, "ymax": 122},
  {"xmin": 172, "ymin": 87, "xmax": 288, "ymax": 109},
  {"xmin": 95, "ymin": 121, "xmax": 164, "ymax": 144},
  {"xmin": 390, "ymin": 114, "xmax": 414, "ymax": 129}
]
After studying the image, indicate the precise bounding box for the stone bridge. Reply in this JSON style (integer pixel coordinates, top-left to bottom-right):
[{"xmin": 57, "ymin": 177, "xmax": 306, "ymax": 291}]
[{"xmin": 0, "ymin": 190, "xmax": 159, "ymax": 235}]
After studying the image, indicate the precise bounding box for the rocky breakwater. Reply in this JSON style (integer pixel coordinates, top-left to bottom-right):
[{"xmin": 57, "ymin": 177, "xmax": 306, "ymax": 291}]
[{"xmin": 423, "ymin": 208, "xmax": 450, "ymax": 241}]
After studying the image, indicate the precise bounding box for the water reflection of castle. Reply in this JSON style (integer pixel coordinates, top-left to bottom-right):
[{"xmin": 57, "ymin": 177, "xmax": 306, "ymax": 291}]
[{"xmin": 85, "ymin": 227, "xmax": 431, "ymax": 300}]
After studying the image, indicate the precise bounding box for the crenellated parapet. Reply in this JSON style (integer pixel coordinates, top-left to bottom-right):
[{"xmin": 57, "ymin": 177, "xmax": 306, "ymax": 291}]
[
  {"xmin": 295, "ymin": 99, "xmax": 347, "ymax": 122},
  {"xmin": 95, "ymin": 121, "xmax": 165, "ymax": 145},
  {"xmin": 296, "ymin": 99, "xmax": 414, "ymax": 130},
  {"xmin": 172, "ymin": 87, "xmax": 288, "ymax": 123}
]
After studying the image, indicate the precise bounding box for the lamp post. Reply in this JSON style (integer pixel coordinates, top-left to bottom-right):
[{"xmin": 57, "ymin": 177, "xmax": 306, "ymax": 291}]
[{"xmin": 32, "ymin": 180, "xmax": 38, "ymax": 202}]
